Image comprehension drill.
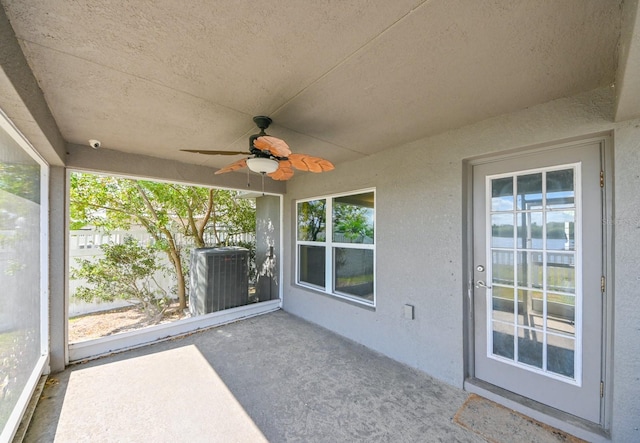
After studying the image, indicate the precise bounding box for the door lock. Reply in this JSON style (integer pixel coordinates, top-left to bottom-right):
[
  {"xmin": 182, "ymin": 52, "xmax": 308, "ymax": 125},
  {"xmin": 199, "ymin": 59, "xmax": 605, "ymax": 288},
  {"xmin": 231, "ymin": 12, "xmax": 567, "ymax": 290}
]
[{"xmin": 476, "ymin": 265, "xmax": 485, "ymax": 272}]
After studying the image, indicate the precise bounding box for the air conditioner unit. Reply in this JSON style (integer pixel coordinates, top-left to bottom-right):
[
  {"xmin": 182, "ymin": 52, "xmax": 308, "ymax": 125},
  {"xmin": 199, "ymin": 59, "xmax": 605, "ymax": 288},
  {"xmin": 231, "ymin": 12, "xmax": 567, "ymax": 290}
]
[{"xmin": 189, "ymin": 247, "xmax": 249, "ymax": 316}]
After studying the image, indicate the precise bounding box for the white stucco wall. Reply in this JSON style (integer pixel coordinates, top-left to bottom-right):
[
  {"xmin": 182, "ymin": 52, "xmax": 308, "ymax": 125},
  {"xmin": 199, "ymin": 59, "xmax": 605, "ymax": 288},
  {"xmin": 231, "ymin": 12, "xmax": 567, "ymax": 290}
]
[{"xmin": 282, "ymin": 87, "xmax": 640, "ymax": 441}]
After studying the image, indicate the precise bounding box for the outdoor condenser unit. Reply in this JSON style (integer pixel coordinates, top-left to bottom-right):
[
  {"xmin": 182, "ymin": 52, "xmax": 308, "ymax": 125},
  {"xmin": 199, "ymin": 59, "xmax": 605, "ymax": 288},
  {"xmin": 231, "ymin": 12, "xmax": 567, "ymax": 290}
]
[{"xmin": 189, "ymin": 246, "xmax": 249, "ymax": 316}]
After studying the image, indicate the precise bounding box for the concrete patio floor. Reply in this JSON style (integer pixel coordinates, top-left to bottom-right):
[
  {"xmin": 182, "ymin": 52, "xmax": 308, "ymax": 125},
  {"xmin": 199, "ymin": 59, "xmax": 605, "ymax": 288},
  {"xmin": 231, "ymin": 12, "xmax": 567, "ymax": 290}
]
[{"xmin": 22, "ymin": 310, "xmax": 579, "ymax": 442}]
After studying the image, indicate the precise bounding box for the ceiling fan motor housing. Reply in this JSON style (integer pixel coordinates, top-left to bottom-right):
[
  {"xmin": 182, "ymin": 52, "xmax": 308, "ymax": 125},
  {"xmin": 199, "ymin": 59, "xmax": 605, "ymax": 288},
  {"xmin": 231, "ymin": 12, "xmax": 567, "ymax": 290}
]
[{"xmin": 250, "ymin": 115, "xmax": 278, "ymax": 158}]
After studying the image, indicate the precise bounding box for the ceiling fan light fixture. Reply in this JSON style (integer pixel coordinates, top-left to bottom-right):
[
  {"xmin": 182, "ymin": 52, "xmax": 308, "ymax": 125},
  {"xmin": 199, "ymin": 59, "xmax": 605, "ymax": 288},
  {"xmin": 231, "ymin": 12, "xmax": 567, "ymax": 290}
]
[{"xmin": 246, "ymin": 157, "xmax": 279, "ymax": 174}]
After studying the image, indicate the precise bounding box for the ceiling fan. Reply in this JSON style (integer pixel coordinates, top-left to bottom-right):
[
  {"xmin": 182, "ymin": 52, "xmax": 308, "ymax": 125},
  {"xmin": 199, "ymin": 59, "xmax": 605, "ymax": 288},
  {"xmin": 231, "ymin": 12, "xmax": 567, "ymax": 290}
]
[{"xmin": 181, "ymin": 116, "xmax": 334, "ymax": 181}]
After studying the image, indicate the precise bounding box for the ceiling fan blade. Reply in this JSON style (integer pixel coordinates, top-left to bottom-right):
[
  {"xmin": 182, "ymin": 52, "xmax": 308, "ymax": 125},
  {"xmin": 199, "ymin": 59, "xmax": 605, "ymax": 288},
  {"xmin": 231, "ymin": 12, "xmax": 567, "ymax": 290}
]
[
  {"xmin": 253, "ymin": 136, "xmax": 292, "ymax": 157},
  {"xmin": 268, "ymin": 160, "xmax": 294, "ymax": 181},
  {"xmin": 214, "ymin": 158, "xmax": 248, "ymax": 175},
  {"xmin": 288, "ymin": 153, "xmax": 335, "ymax": 173},
  {"xmin": 181, "ymin": 149, "xmax": 251, "ymax": 156}
]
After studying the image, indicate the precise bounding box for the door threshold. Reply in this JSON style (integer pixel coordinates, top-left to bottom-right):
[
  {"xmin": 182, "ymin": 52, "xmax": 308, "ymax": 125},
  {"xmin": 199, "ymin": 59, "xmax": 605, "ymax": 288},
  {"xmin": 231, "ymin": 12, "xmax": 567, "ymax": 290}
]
[{"xmin": 464, "ymin": 378, "xmax": 610, "ymax": 443}]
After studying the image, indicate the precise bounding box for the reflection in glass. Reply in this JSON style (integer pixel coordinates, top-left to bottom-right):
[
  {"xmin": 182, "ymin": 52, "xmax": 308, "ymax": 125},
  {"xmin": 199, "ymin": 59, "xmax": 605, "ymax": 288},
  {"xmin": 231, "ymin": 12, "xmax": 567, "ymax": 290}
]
[
  {"xmin": 546, "ymin": 293, "xmax": 576, "ymax": 336},
  {"xmin": 517, "ymin": 327, "xmax": 543, "ymax": 369},
  {"xmin": 334, "ymin": 248, "xmax": 373, "ymax": 301},
  {"xmin": 492, "ymin": 250, "xmax": 514, "ymax": 285},
  {"xmin": 517, "ymin": 289, "xmax": 543, "ymax": 328},
  {"xmin": 516, "ymin": 211, "xmax": 543, "ymax": 249},
  {"xmin": 298, "ymin": 245, "xmax": 325, "ymax": 288},
  {"xmin": 517, "ymin": 251, "xmax": 543, "ymax": 289},
  {"xmin": 491, "ymin": 177, "xmax": 513, "ymax": 211},
  {"xmin": 546, "ymin": 169, "xmax": 574, "ymax": 209},
  {"xmin": 547, "ymin": 334, "xmax": 575, "ymax": 378},
  {"xmin": 333, "ymin": 192, "xmax": 374, "ymax": 244},
  {"xmin": 517, "ymin": 173, "xmax": 543, "ymax": 210},
  {"xmin": 492, "ymin": 322, "xmax": 514, "ymax": 359},
  {"xmin": 547, "ymin": 211, "xmax": 575, "ymax": 250},
  {"xmin": 492, "ymin": 286, "xmax": 515, "ymax": 323},
  {"xmin": 488, "ymin": 168, "xmax": 581, "ymax": 381},
  {"xmin": 297, "ymin": 200, "xmax": 326, "ymax": 241},
  {"xmin": 491, "ymin": 213, "xmax": 514, "ymax": 248},
  {"xmin": 547, "ymin": 253, "xmax": 575, "ymax": 293}
]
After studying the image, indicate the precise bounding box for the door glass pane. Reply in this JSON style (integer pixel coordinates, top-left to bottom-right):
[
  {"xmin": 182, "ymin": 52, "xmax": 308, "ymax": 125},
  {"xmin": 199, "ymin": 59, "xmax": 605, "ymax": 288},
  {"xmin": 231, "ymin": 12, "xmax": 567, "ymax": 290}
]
[
  {"xmin": 492, "ymin": 322, "xmax": 514, "ymax": 360},
  {"xmin": 516, "ymin": 211, "xmax": 543, "ymax": 249},
  {"xmin": 333, "ymin": 248, "xmax": 373, "ymax": 301},
  {"xmin": 517, "ymin": 327, "xmax": 543, "ymax": 369},
  {"xmin": 492, "ymin": 250, "xmax": 514, "ymax": 285},
  {"xmin": 487, "ymin": 165, "xmax": 581, "ymax": 383},
  {"xmin": 491, "ymin": 177, "xmax": 513, "ymax": 211},
  {"xmin": 547, "ymin": 293, "xmax": 575, "ymax": 336},
  {"xmin": 492, "ymin": 286, "xmax": 515, "ymax": 323},
  {"xmin": 547, "ymin": 211, "xmax": 575, "ymax": 250},
  {"xmin": 517, "ymin": 173, "xmax": 543, "ymax": 210},
  {"xmin": 298, "ymin": 245, "xmax": 325, "ymax": 288},
  {"xmin": 491, "ymin": 213, "xmax": 514, "ymax": 248},
  {"xmin": 297, "ymin": 200, "xmax": 326, "ymax": 241},
  {"xmin": 546, "ymin": 169, "xmax": 574, "ymax": 209},
  {"xmin": 517, "ymin": 289, "xmax": 544, "ymax": 329},
  {"xmin": 547, "ymin": 334, "xmax": 575, "ymax": 378},
  {"xmin": 547, "ymin": 253, "xmax": 575, "ymax": 293},
  {"xmin": 516, "ymin": 251, "xmax": 543, "ymax": 289}
]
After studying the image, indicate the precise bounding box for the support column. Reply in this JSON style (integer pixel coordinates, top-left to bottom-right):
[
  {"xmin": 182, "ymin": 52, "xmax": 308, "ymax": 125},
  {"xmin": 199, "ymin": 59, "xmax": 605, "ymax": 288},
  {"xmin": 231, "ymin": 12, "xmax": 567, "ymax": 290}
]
[
  {"xmin": 255, "ymin": 195, "xmax": 280, "ymax": 302},
  {"xmin": 48, "ymin": 166, "xmax": 66, "ymax": 371}
]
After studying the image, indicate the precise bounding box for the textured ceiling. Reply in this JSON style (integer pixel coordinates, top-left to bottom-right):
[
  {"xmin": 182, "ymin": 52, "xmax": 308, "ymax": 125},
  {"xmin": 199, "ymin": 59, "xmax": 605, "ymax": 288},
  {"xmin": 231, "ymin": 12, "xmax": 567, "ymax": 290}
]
[{"xmin": 0, "ymin": 0, "xmax": 631, "ymax": 171}]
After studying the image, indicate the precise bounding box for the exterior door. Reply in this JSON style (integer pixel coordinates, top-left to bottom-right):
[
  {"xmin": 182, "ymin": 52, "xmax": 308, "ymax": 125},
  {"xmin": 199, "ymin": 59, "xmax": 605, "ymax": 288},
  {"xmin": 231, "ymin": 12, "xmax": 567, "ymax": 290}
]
[{"xmin": 472, "ymin": 140, "xmax": 604, "ymax": 423}]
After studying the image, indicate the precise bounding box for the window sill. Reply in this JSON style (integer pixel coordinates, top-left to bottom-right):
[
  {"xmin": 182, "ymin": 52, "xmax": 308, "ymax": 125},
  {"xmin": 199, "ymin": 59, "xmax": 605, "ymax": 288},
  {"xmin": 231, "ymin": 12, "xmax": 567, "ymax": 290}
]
[{"xmin": 295, "ymin": 283, "xmax": 376, "ymax": 311}]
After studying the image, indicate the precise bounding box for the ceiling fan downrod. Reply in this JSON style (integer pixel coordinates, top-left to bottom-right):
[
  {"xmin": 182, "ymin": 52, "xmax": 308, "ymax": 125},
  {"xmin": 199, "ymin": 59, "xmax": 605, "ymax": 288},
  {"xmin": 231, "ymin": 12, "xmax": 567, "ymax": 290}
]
[{"xmin": 249, "ymin": 116, "xmax": 277, "ymax": 158}]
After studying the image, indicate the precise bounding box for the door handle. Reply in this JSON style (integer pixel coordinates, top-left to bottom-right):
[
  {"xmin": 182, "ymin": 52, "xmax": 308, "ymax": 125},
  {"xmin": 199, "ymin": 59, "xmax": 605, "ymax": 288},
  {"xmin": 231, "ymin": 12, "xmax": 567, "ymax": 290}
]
[{"xmin": 475, "ymin": 280, "xmax": 492, "ymax": 289}]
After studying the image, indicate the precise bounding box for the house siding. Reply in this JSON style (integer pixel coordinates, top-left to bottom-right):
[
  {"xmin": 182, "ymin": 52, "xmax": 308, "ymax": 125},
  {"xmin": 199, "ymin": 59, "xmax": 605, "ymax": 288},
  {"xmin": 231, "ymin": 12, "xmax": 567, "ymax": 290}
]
[{"xmin": 283, "ymin": 87, "xmax": 640, "ymax": 441}]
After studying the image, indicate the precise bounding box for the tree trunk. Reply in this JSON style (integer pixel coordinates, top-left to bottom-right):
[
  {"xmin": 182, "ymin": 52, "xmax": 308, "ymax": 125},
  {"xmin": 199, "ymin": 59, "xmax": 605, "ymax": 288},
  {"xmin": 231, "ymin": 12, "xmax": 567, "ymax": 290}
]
[
  {"xmin": 163, "ymin": 232, "xmax": 186, "ymax": 310},
  {"xmin": 134, "ymin": 183, "xmax": 188, "ymax": 310},
  {"xmin": 170, "ymin": 248, "xmax": 186, "ymax": 310}
]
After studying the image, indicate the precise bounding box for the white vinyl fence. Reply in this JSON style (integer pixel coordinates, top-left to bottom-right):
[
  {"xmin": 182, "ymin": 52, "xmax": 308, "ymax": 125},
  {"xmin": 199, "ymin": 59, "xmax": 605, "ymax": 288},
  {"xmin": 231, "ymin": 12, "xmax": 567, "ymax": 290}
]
[
  {"xmin": 69, "ymin": 228, "xmax": 254, "ymax": 317},
  {"xmin": 69, "ymin": 229, "xmax": 173, "ymax": 316}
]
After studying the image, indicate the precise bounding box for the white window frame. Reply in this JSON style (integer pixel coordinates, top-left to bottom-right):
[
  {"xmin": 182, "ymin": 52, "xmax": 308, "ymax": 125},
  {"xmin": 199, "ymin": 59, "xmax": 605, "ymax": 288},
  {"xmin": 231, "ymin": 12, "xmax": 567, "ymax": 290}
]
[{"xmin": 296, "ymin": 188, "xmax": 376, "ymax": 307}]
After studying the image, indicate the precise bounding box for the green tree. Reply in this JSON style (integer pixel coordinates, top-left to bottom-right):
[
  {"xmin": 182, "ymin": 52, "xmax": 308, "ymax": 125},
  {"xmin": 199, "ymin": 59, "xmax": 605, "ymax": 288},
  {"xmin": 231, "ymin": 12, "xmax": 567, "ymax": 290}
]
[
  {"xmin": 297, "ymin": 200, "xmax": 326, "ymax": 241},
  {"xmin": 333, "ymin": 203, "xmax": 374, "ymax": 242},
  {"xmin": 0, "ymin": 162, "xmax": 40, "ymax": 204},
  {"xmin": 70, "ymin": 173, "xmax": 255, "ymax": 310},
  {"xmin": 71, "ymin": 237, "xmax": 169, "ymax": 321}
]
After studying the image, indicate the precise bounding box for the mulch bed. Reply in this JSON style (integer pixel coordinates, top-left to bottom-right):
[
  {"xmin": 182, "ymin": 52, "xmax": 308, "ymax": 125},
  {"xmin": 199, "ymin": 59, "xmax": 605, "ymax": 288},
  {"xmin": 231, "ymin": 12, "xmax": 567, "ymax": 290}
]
[{"xmin": 68, "ymin": 304, "xmax": 186, "ymax": 343}]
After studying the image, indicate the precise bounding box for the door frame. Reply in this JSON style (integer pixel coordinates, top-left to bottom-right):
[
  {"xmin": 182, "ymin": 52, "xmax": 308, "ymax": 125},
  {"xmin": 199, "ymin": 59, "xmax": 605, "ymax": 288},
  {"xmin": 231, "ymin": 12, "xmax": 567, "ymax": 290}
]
[{"xmin": 462, "ymin": 133, "xmax": 614, "ymax": 435}]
